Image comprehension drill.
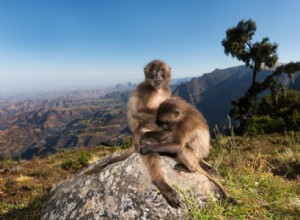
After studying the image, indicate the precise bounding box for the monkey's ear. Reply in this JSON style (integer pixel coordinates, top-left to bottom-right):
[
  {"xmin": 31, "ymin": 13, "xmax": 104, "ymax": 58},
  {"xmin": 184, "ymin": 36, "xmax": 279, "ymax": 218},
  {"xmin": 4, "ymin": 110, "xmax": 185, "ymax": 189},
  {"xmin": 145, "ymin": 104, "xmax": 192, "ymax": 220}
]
[{"xmin": 174, "ymin": 111, "xmax": 180, "ymax": 117}]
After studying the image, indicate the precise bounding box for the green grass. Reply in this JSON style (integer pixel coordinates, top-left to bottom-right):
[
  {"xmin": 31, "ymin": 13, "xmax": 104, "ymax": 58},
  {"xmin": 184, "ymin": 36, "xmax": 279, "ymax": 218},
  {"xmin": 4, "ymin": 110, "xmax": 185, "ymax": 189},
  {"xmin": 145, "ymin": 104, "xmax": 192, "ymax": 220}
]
[
  {"xmin": 186, "ymin": 132, "xmax": 300, "ymax": 219},
  {"xmin": 0, "ymin": 133, "xmax": 299, "ymax": 219},
  {"xmin": 0, "ymin": 146, "xmax": 119, "ymax": 220}
]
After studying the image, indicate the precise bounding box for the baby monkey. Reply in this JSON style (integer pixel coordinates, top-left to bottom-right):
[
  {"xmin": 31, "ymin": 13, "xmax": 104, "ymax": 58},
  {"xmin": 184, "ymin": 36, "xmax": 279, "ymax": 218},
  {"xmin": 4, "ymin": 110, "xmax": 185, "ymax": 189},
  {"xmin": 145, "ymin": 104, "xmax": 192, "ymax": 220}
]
[{"xmin": 140, "ymin": 97, "xmax": 239, "ymax": 204}]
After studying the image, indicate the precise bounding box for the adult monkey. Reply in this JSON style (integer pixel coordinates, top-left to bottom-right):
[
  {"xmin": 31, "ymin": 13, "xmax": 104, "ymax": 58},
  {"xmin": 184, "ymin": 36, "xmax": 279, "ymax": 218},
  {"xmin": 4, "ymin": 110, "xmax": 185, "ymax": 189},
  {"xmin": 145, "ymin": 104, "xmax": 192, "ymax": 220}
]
[
  {"xmin": 140, "ymin": 97, "xmax": 240, "ymax": 204},
  {"xmin": 86, "ymin": 60, "xmax": 171, "ymax": 173},
  {"xmin": 85, "ymin": 60, "xmax": 182, "ymax": 206}
]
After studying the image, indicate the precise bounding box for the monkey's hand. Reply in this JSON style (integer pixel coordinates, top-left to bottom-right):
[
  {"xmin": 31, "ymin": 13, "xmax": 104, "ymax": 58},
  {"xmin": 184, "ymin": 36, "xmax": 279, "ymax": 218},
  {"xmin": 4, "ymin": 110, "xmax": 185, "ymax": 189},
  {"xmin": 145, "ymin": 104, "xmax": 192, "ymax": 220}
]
[
  {"xmin": 140, "ymin": 136, "xmax": 159, "ymax": 146},
  {"xmin": 140, "ymin": 131, "xmax": 161, "ymax": 145},
  {"xmin": 140, "ymin": 133, "xmax": 155, "ymax": 154},
  {"xmin": 140, "ymin": 145, "xmax": 153, "ymax": 155}
]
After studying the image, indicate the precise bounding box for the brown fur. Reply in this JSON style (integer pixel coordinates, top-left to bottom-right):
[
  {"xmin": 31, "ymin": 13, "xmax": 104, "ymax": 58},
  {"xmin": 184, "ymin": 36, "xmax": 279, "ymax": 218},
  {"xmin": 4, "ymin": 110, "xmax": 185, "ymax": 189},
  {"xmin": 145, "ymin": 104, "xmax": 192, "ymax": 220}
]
[
  {"xmin": 86, "ymin": 59, "xmax": 179, "ymax": 206},
  {"xmin": 140, "ymin": 97, "xmax": 239, "ymax": 204},
  {"xmin": 127, "ymin": 64, "xmax": 171, "ymax": 142},
  {"xmin": 85, "ymin": 60, "xmax": 177, "ymax": 206}
]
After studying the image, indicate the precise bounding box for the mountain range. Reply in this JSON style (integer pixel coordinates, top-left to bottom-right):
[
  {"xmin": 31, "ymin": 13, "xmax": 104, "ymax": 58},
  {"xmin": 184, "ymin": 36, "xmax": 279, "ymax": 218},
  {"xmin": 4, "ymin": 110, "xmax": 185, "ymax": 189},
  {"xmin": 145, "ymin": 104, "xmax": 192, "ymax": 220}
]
[
  {"xmin": 0, "ymin": 65, "xmax": 299, "ymax": 159},
  {"xmin": 174, "ymin": 65, "xmax": 299, "ymax": 132},
  {"xmin": 0, "ymin": 97, "xmax": 129, "ymax": 159}
]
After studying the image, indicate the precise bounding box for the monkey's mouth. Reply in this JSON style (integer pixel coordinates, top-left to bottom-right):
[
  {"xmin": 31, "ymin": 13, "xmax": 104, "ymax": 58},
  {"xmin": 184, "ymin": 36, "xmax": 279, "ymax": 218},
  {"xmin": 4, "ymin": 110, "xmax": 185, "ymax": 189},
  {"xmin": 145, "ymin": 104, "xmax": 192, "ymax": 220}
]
[
  {"xmin": 162, "ymin": 124, "xmax": 171, "ymax": 131},
  {"xmin": 153, "ymin": 79, "xmax": 163, "ymax": 87}
]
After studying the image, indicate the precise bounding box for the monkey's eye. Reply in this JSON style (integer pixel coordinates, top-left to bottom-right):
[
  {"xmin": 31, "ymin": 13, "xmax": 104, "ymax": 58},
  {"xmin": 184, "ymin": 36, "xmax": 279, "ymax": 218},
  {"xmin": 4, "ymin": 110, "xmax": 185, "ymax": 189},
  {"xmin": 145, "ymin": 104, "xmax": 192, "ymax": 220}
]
[
  {"xmin": 150, "ymin": 71, "xmax": 156, "ymax": 78},
  {"xmin": 174, "ymin": 111, "xmax": 180, "ymax": 117}
]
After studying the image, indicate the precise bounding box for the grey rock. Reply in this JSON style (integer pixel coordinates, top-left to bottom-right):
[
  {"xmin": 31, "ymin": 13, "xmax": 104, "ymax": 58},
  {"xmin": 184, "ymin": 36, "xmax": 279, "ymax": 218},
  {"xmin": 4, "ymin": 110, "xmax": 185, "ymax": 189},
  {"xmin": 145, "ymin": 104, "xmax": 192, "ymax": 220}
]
[{"xmin": 42, "ymin": 152, "xmax": 219, "ymax": 220}]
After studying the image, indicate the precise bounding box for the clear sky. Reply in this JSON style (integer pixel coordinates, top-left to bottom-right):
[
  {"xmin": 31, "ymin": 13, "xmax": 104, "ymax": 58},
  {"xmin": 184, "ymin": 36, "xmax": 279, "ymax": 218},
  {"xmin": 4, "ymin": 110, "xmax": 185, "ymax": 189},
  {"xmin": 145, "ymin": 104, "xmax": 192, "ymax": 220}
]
[{"xmin": 0, "ymin": 0, "xmax": 299, "ymax": 95}]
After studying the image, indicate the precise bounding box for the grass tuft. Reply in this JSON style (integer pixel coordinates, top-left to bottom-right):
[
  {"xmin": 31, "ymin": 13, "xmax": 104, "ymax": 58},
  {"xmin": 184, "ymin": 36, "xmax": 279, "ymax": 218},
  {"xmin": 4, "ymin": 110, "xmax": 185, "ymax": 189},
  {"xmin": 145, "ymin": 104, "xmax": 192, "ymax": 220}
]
[{"xmin": 289, "ymin": 196, "xmax": 300, "ymax": 211}]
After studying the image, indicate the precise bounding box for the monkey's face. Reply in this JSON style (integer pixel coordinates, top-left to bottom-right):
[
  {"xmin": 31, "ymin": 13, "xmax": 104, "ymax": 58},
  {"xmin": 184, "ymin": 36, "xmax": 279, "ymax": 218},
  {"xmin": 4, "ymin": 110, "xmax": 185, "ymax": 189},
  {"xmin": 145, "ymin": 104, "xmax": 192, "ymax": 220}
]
[
  {"xmin": 147, "ymin": 68, "xmax": 166, "ymax": 89},
  {"xmin": 144, "ymin": 60, "xmax": 171, "ymax": 89},
  {"xmin": 156, "ymin": 102, "xmax": 181, "ymax": 131}
]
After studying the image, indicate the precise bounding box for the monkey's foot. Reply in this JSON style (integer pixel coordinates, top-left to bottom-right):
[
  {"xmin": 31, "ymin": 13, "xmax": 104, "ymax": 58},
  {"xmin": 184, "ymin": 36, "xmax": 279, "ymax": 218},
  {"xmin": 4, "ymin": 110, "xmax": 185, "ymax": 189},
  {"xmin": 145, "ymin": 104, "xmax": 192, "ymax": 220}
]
[
  {"xmin": 154, "ymin": 178, "xmax": 181, "ymax": 208},
  {"xmin": 162, "ymin": 189, "xmax": 181, "ymax": 208}
]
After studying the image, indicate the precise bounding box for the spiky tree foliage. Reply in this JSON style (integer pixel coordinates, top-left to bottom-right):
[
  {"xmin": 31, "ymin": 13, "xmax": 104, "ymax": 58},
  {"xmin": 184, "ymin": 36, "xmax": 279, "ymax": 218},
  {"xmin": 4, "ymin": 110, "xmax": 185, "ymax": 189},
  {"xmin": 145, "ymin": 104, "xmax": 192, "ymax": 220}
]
[
  {"xmin": 222, "ymin": 19, "xmax": 280, "ymax": 127},
  {"xmin": 222, "ymin": 19, "xmax": 278, "ymax": 90}
]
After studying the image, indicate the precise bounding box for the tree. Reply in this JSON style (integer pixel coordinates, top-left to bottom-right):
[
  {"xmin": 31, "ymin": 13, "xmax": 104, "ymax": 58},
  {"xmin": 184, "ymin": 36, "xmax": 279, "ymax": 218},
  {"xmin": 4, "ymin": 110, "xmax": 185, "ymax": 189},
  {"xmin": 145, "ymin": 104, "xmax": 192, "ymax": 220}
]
[
  {"xmin": 222, "ymin": 19, "xmax": 279, "ymax": 126},
  {"xmin": 222, "ymin": 19, "xmax": 278, "ymax": 92},
  {"xmin": 222, "ymin": 19, "xmax": 300, "ymax": 134},
  {"xmin": 247, "ymin": 89, "xmax": 300, "ymax": 134},
  {"xmin": 229, "ymin": 62, "xmax": 300, "ymax": 121}
]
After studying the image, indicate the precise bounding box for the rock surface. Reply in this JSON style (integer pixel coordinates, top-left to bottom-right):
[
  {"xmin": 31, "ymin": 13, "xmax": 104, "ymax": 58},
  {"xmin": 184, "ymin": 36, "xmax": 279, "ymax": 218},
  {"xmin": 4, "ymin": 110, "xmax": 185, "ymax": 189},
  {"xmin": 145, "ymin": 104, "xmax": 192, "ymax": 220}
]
[{"xmin": 42, "ymin": 152, "xmax": 219, "ymax": 220}]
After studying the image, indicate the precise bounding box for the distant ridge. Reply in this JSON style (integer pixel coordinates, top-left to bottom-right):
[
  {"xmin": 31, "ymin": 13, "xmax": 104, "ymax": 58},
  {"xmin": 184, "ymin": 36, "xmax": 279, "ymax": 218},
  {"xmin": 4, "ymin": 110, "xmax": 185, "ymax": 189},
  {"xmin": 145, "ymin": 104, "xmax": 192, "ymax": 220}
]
[{"xmin": 173, "ymin": 65, "xmax": 300, "ymax": 132}]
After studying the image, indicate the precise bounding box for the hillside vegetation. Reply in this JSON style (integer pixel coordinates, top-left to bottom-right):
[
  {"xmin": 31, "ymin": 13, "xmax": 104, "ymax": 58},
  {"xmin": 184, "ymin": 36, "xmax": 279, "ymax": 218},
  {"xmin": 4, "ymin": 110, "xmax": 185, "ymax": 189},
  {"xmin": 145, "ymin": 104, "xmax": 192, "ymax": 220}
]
[{"xmin": 0, "ymin": 132, "xmax": 299, "ymax": 219}]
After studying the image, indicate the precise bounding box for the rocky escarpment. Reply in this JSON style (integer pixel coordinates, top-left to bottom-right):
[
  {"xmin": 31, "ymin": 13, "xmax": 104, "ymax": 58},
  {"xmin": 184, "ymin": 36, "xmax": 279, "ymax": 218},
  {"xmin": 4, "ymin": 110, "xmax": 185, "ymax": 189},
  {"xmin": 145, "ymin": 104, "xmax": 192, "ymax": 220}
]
[
  {"xmin": 0, "ymin": 97, "xmax": 129, "ymax": 159},
  {"xmin": 42, "ymin": 153, "xmax": 220, "ymax": 219}
]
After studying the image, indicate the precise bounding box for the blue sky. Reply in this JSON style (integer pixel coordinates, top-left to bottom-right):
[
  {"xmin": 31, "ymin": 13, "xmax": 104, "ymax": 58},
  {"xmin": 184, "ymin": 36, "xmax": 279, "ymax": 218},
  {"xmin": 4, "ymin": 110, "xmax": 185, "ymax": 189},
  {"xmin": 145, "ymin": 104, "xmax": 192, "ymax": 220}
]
[{"xmin": 0, "ymin": 0, "xmax": 299, "ymax": 95}]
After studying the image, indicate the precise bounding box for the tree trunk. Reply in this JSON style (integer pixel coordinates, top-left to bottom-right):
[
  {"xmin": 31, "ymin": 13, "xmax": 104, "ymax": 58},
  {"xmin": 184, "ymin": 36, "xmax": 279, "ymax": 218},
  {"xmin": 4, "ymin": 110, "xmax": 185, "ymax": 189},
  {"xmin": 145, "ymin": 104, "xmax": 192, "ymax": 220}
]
[{"xmin": 251, "ymin": 68, "xmax": 257, "ymax": 88}]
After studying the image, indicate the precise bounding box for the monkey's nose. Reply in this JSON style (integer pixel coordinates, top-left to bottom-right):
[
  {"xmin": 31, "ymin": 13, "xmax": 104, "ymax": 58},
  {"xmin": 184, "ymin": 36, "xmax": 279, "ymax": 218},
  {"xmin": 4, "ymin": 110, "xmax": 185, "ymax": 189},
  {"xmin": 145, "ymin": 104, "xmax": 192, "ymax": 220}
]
[
  {"xmin": 162, "ymin": 123, "xmax": 170, "ymax": 131},
  {"xmin": 154, "ymin": 79, "xmax": 163, "ymax": 86}
]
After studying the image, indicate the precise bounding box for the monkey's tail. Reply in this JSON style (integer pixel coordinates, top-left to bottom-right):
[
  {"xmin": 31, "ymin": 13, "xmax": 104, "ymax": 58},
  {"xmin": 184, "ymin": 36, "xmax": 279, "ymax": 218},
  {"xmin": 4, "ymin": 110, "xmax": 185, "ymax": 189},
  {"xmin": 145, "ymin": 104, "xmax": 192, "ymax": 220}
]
[
  {"xmin": 196, "ymin": 166, "xmax": 243, "ymax": 205},
  {"xmin": 85, "ymin": 146, "xmax": 135, "ymax": 175},
  {"xmin": 199, "ymin": 160, "xmax": 218, "ymax": 176}
]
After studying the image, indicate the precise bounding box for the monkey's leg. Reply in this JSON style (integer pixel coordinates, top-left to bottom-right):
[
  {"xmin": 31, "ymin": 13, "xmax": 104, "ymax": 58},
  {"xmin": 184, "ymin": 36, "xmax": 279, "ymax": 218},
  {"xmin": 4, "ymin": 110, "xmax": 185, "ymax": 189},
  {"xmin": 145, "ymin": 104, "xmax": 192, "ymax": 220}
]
[
  {"xmin": 141, "ymin": 153, "xmax": 181, "ymax": 208},
  {"xmin": 85, "ymin": 146, "xmax": 135, "ymax": 175}
]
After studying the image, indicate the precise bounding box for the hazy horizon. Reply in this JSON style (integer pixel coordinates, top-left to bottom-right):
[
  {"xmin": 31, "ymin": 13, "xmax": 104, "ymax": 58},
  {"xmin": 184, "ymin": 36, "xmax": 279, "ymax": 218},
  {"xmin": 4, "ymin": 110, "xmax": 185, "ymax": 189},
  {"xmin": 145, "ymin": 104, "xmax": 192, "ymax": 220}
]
[{"xmin": 1, "ymin": 0, "xmax": 299, "ymax": 95}]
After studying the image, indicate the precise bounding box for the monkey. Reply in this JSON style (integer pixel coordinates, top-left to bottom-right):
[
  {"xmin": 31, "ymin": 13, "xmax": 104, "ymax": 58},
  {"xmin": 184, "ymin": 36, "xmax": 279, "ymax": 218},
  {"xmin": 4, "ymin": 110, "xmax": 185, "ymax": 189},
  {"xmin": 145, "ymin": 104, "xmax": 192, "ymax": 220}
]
[
  {"xmin": 126, "ymin": 60, "xmax": 172, "ymax": 147},
  {"xmin": 140, "ymin": 97, "xmax": 240, "ymax": 204},
  {"xmin": 86, "ymin": 60, "xmax": 171, "ymax": 173},
  {"xmin": 85, "ymin": 60, "xmax": 182, "ymax": 207}
]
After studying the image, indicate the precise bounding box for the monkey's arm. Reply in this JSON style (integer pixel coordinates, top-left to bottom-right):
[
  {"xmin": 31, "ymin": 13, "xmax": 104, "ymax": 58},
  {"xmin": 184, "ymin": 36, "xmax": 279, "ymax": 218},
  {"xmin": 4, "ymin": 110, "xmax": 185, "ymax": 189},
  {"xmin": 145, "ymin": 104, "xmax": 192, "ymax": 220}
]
[
  {"xmin": 140, "ymin": 130, "xmax": 169, "ymax": 144},
  {"xmin": 132, "ymin": 108, "xmax": 156, "ymax": 121},
  {"xmin": 140, "ymin": 142, "xmax": 182, "ymax": 155}
]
